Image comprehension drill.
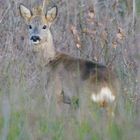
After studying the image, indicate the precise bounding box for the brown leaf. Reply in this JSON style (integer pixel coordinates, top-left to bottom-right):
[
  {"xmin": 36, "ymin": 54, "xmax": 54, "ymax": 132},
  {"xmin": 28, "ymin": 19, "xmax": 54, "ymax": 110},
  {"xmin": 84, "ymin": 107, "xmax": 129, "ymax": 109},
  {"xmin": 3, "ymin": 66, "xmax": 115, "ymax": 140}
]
[
  {"xmin": 88, "ymin": 10, "xmax": 95, "ymax": 19},
  {"xmin": 112, "ymin": 41, "xmax": 117, "ymax": 48},
  {"xmin": 116, "ymin": 27, "xmax": 125, "ymax": 40}
]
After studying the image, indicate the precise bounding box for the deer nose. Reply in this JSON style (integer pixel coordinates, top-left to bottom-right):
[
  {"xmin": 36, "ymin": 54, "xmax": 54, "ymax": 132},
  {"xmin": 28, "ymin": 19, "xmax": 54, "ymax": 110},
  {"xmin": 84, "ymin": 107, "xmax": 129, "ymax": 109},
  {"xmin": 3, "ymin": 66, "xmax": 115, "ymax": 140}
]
[{"xmin": 30, "ymin": 36, "xmax": 41, "ymax": 42}]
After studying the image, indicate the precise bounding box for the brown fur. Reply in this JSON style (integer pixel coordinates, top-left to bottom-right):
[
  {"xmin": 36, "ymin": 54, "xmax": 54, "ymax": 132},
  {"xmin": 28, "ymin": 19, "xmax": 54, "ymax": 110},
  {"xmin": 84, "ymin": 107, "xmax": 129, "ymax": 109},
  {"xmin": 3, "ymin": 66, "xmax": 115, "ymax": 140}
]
[
  {"xmin": 19, "ymin": 3, "xmax": 118, "ymax": 116},
  {"xmin": 47, "ymin": 53, "xmax": 117, "ymax": 106}
]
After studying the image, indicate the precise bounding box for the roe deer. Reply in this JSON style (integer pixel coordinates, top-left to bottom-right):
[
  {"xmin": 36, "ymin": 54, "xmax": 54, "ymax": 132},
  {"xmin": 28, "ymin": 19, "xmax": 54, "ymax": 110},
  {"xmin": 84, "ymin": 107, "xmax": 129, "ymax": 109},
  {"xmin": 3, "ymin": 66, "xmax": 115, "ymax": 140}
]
[{"xmin": 19, "ymin": 3, "xmax": 118, "ymax": 116}]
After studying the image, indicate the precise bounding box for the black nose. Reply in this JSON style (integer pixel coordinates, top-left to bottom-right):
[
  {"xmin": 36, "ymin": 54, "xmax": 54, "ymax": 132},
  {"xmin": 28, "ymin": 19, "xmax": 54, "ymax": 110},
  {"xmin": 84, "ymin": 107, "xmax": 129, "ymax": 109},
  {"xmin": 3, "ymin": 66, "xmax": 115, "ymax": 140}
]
[{"xmin": 30, "ymin": 36, "xmax": 41, "ymax": 42}]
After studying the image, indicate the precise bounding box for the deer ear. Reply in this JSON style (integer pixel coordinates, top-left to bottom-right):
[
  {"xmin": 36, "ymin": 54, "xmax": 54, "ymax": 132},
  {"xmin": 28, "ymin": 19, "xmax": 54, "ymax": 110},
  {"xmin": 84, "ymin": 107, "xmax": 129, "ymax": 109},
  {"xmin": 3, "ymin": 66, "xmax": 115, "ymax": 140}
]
[
  {"xmin": 19, "ymin": 4, "xmax": 32, "ymax": 22},
  {"xmin": 45, "ymin": 6, "xmax": 57, "ymax": 25}
]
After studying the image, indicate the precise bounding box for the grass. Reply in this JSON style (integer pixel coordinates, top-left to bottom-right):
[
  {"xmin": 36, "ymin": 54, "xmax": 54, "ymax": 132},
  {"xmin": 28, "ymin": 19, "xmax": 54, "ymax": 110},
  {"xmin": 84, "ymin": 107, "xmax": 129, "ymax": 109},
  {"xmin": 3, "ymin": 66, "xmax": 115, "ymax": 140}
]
[
  {"xmin": 0, "ymin": 95, "xmax": 139, "ymax": 140},
  {"xmin": 1, "ymin": 74, "xmax": 138, "ymax": 140},
  {"xmin": 136, "ymin": 0, "xmax": 140, "ymax": 14},
  {"xmin": 0, "ymin": 0, "xmax": 140, "ymax": 140}
]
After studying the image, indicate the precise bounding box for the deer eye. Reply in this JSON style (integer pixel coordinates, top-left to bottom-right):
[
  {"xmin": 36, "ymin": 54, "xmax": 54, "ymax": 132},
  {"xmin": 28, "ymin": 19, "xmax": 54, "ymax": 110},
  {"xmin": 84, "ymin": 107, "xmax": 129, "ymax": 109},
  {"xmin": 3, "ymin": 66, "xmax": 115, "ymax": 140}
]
[
  {"xmin": 42, "ymin": 25, "xmax": 47, "ymax": 29},
  {"xmin": 29, "ymin": 25, "xmax": 32, "ymax": 29}
]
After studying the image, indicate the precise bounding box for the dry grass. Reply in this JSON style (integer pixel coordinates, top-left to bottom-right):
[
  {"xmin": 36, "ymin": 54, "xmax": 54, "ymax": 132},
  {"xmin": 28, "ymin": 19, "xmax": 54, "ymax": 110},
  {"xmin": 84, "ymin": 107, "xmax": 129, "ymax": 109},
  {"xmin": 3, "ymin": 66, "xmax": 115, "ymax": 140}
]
[{"xmin": 0, "ymin": 0, "xmax": 140, "ymax": 140}]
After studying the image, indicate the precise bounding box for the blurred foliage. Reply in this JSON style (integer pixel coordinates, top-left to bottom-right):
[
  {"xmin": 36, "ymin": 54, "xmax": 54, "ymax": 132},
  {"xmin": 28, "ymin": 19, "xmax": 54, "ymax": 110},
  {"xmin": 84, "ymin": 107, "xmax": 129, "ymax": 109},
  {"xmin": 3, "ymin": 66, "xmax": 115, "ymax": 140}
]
[
  {"xmin": 136, "ymin": 0, "xmax": 140, "ymax": 13},
  {"xmin": 0, "ymin": 0, "xmax": 139, "ymax": 140}
]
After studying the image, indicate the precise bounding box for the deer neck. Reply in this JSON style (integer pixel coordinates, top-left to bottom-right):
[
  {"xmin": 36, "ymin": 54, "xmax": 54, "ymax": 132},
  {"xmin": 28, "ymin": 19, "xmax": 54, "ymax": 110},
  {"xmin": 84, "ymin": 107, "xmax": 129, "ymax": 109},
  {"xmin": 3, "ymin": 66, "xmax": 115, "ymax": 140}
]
[{"xmin": 38, "ymin": 30, "xmax": 56, "ymax": 61}]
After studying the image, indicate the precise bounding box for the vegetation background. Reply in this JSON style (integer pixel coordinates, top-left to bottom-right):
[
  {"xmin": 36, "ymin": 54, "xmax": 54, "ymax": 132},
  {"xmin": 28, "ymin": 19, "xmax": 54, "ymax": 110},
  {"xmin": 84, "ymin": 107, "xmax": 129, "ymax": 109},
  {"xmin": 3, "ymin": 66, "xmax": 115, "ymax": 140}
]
[{"xmin": 0, "ymin": 0, "xmax": 140, "ymax": 140}]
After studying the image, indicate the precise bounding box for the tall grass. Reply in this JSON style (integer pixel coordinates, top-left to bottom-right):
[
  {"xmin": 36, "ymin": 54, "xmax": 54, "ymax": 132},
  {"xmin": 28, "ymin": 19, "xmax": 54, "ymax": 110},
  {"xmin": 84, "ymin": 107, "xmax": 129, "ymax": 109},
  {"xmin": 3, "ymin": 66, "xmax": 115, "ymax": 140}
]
[{"xmin": 0, "ymin": 0, "xmax": 140, "ymax": 140}]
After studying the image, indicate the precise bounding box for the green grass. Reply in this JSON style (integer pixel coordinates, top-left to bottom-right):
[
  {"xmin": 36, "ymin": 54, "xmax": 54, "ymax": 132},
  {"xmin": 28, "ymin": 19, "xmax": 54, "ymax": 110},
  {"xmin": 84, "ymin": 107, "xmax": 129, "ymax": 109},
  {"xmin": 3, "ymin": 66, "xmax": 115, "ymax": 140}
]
[
  {"xmin": 0, "ymin": 115, "xmax": 4, "ymax": 134},
  {"xmin": 136, "ymin": 0, "xmax": 140, "ymax": 14},
  {"xmin": 0, "ymin": 92, "xmax": 139, "ymax": 140},
  {"xmin": 108, "ymin": 122, "xmax": 123, "ymax": 140},
  {"xmin": 7, "ymin": 112, "xmax": 28, "ymax": 140},
  {"xmin": 0, "ymin": 60, "xmax": 139, "ymax": 140}
]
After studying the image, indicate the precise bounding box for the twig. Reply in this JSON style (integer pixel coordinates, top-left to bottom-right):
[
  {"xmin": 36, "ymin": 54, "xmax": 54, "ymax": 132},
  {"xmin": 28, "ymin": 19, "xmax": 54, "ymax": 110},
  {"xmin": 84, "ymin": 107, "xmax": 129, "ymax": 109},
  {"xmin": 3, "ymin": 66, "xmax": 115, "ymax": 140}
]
[{"xmin": 0, "ymin": 4, "xmax": 10, "ymax": 24}]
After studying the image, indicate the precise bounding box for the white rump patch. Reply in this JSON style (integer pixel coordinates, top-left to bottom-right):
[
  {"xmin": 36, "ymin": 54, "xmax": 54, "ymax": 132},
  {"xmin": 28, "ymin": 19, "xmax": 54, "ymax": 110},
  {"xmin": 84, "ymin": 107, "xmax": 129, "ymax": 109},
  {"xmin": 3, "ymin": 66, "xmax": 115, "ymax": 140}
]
[{"xmin": 91, "ymin": 87, "xmax": 115, "ymax": 103}]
